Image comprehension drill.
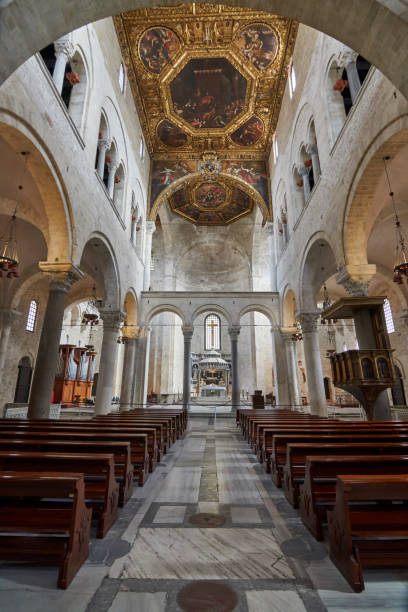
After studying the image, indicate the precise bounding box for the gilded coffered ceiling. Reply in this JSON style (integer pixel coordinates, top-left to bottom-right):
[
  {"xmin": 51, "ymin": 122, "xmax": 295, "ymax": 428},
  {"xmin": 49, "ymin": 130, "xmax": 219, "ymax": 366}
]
[{"xmin": 114, "ymin": 4, "xmax": 297, "ymax": 225}]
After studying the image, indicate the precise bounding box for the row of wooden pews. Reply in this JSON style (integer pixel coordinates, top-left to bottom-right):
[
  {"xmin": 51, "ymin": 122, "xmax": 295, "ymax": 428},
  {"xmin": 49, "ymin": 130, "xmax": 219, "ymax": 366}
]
[
  {"xmin": 237, "ymin": 407, "xmax": 408, "ymax": 592},
  {"xmin": 0, "ymin": 407, "xmax": 187, "ymax": 588}
]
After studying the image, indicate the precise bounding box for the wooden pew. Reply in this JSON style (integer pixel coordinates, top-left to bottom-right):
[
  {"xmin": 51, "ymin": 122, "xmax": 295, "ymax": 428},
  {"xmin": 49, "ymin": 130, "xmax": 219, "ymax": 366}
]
[
  {"xmin": 299, "ymin": 454, "xmax": 408, "ymax": 540},
  {"xmin": 0, "ymin": 471, "xmax": 92, "ymax": 589},
  {"xmin": 0, "ymin": 429, "xmax": 149, "ymax": 485},
  {"xmin": 0, "ymin": 451, "xmax": 119, "ymax": 538},
  {"xmin": 327, "ymin": 474, "xmax": 408, "ymax": 592},
  {"xmin": 283, "ymin": 441, "xmax": 408, "ymax": 507},
  {"xmin": 269, "ymin": 432, "xmax": 408, "ymax": 484}
]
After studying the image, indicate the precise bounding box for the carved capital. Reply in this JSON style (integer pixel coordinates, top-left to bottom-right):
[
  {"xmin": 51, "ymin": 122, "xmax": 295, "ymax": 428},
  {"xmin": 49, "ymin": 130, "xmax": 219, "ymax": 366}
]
[
  {"xmin": 338, "ymin": 46, "xmax": 359, "ymax": 68},
  {"xmin": 54, "ymin": 36, "xmax": 74, "ymax": 60},
  {"xmin": 39, "ymin": 261, "xmax": 83, "ymax": 293},
  {"xmin": 182, "ymin": 325, "xmax": 194, "ymax": 340},
  {"xmin": 305, "ymin": 142, "xmax": 318, "ymax": 156},
  {"xmin": 145, "ymin": 220, "xmax": 156, "ymax": 236},
  {"xmin": 99, "ymin": 309, "xmax": 125, "ymax": 331},
  {"xmin": 264, "ymin": 221, "xmax": 274, "ymax": 236},
  {"xmin": 280, "ymin": 327, "xmax": 297, "ymax": 342},
  {"xmin": 297, "ymin": 164, "xmax": 309, "ymax": 177},
  {"xmin": 336, "ymin": 264, "xmax": 376, "ymax": 297},
  {"xmin": 98, "ymin": 138, "xmax": 111, "ymax": 152},
  {"xmin": 122, "ymin": 325, "xmax": 139, "ymax": 340},
  {"xmin": 296, "ymin": 312, "xmax": 320, "ymax": 334},
  {"xmin": 228, "ymin": 325, "xmax": 241, "ymax": 341}
]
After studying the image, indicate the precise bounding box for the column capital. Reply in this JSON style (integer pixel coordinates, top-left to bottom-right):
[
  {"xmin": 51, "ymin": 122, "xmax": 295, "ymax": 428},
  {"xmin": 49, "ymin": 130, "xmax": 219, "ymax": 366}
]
[
  {"xmin": 296, "ymin": 311, "xmax": 320, "ymax": 333},
  {"xmin": 99, "ymin": 309, "xmax": 126, "ymax": 331},
  {"xmin": 280, "ymin": 327, "xmax": 297, "ymax": 342},
  {"xmin": 305, "ymin": 142, "xmax": 318, "ymax": 156},
  {"xmin": 98, "ymin": 138, "xmax": 111, "ymax": 152},
  {"xmin": 54, "ymin": 36, "xmax": 74, "ymax": 59},
  {"xmin": 182, "ymin": 325, "xmax": 194, "ymax": 340},
  {"xmin": 108, "ymin": 160, "xmax": 119, "ymax": 173},
  {"xmin": 39, "ymin": 261, "xmax": 83, "ymax": 292},
  {"xmin": 228, "ymin": 325, "xmax": 241, "ymax": 340},
  {"xmin": 264, "ymin": 221, "xmax": 274, "ymax": 235},
  {"xmin": 145, "ymin": 220, "xmax": 156, "ymax": 235},
  {"xmin": 335, "ymin": 264, "xmax": 376, "ymax": 297},
  {"xmin": 338, "ymin": 46, "xmax": 359, "ymax": 68},
  {"xmin": 297, "ymin": 164, "xmax": 310, "ymax": 177},
  {"xmin": 121, "ymin": 325, "xmax": 139, "ymax": 340}
]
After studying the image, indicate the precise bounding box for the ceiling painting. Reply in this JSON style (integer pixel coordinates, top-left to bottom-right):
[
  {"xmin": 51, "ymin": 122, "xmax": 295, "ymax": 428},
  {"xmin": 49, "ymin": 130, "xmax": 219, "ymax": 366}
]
[{"xmin": 115, "ymin": 5, "xmax": 298, "ymax": 224}]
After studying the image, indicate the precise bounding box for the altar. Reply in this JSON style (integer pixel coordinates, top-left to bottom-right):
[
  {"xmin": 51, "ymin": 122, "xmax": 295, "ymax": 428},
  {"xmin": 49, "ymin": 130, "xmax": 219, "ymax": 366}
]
[
  {"xmin": 194, "ymin": 349, "xmax": 230, "ymax": 398},
  {"xmin": 200, "ymin": 383, "xmax": 227, "ymax": 398}
]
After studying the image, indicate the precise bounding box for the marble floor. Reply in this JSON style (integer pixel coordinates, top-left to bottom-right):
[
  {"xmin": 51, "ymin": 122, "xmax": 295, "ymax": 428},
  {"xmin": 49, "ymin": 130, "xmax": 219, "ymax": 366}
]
[{"xmin": 0, "ymin": 415, "xmax": 407, "ymax": 611}]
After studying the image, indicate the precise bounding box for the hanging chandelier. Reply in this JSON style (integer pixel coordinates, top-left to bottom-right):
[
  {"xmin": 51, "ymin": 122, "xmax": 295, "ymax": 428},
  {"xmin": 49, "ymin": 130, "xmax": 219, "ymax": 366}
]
[
  {"xmin": 0, "ymin": 212, "xmax": 19, "ymax": 278},
  {"xmin": 82, "ymin": 285, "xmax": 100, "ymax": 350},
  {"xmin": 383, "ymin": 156, "xmax": 408, "ymax": 285},
  {"xmin": 292, "ymin": 320, "xmax": 303, "ymax": 342}
]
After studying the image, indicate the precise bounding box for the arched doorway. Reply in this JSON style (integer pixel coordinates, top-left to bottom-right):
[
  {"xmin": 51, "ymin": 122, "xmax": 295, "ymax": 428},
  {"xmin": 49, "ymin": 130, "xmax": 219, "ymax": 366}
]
[
  {"xmin": 391, "ymin": 365, "xmax": 406, "ymax": 406},
  {"xmin": 14, "ymin": 356, "xmax": 33, "ymax": 403}
]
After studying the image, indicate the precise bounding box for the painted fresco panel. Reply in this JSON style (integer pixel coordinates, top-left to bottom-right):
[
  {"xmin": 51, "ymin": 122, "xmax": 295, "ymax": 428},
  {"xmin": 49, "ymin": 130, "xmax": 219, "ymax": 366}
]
[
  {"xmin": 236, "ymin": 24, "xmax": 278, "ymax": 71},
  {"xmin": 230, "ymin": 116, "xmax": 264, "ymax": 146},
  {"xmin": 139, "ymin": 27, "xmax": 180, "ymax": 74}
]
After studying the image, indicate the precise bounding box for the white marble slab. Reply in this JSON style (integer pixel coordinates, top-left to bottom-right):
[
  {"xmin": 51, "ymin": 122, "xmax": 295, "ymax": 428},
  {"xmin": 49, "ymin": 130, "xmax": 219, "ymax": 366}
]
[
  {"xmin": 231, "ymin": 506, "xmax": 262, "ymax": 524},
  {"xmin": 319, "ymin": 576, "xmax": 408, "ymax": 611},
  {"xmin": 198, "ymin": 501, "xmax": 221, "ymax": 514},
  {"xmin": 155, "ymin": 467, "xmax": 202, "ymax": 503},
  {"xmin": 153, "ymin": 505, "xmax": 186, "ymax": 524},
  {"xmin": 121, "ymin": 527, "xmax": 293, "ymax": 580},
  {"xmin": 246, "ymin": 590, "xmax": 307, "ymax": 612},
  {"xmin": 108, "ymin": 591, "xmax": 167, "ymax": 612}
]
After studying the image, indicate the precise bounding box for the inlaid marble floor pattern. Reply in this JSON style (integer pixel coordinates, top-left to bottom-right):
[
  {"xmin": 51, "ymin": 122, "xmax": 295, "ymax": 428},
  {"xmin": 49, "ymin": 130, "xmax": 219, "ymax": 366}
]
[{"xmin": 0, "ymin": 415, "xmax": 407, "ymax": 612}]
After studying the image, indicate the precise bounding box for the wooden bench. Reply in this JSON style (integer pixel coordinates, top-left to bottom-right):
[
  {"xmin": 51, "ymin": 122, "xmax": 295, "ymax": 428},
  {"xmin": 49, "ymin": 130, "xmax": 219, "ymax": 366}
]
[
  {"xmin": 327, "ymin": 475, "xmax": 408, "ymax": 592},
  {"xmin": 0, "ymin": 450, "xmax": 119, "ymax": 538},
  {"xmin": 0, "ymin": 429, "xmax": 149, "ymax": 485},
  {"xmin": 0, "ymin": 438, "xmax": 133, "ymax": 506},
  {"xmin": 283, "ymin": 441, "xmax": 408, "ymax": 507},
  {"xmin": 299, "ymin": 454, "xmax": 408, "ymax": 541},
  {"xmin": 0, "ymin": 471, "xmax": 92, "ymax": 589}
]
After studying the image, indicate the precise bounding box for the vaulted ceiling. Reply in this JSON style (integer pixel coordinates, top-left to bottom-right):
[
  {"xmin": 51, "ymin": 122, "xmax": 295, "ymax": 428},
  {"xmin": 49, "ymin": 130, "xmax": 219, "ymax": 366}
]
[{"xmin": 115, "ymin": 5, "xmax": 297, "ymax": 225}]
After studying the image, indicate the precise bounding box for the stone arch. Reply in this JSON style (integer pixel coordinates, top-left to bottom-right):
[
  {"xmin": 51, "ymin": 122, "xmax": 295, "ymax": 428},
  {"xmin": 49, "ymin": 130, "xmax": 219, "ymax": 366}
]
[
  {"xmin": 282, "ymin": 287, "xmax": 298, "ymax": 328},
  {"xmin": 148, "ymin": 172, "xmax": 271, "ymax": 222},
  {"xmin": 191, "ymin": 305, "xmax": 232, "ymax": 328},
  {"xmin": 67, "ymin": 46, "xmax": 89, "ymax": 132},
  {"xmin": 2, "ymin": 1, "xmax": 408, "ymax": 104},
  {"xmin": 238, "ymin": 304, "xmax": 276, "ymax": 327},
  {"xmin": 79, "ymin": 232, "xmax": 121, "ymax": 309},
  {"xmin": 123, "ymin": 289, "xmax": 138, "ymax": 327},
  {"xmin": 144, "ymin": 304, "xmax": 186, "ymax": 327},
  {"xmin": 300, "ymin": 233, "xmax": 339, "ymax": 310},
  {"xmin": 0, "ymin": 113, "xmax": 73, "ymax": 263},
  {"xmin": 342, "ymin": 116, "xmax": 408, "ymax": 268}
]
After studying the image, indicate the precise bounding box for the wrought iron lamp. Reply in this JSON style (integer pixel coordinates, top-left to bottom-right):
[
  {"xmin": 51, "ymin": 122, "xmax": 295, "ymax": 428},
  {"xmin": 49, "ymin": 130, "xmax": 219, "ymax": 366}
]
[
  {"xmin": 383, "ymin": 156, "xmax": 408, "ymax": 285},
  {"xmin": 0, "ymin": 212, "xmax": 19, "ymax": 278}
]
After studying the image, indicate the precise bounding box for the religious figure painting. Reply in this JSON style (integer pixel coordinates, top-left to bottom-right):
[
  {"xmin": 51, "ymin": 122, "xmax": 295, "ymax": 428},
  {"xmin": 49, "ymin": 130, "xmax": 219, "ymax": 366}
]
[
  {"xmin": 157, "ymin": 120, "xmax": 188, "ymax": 148},
  {"xmin": 195, "ymin": 182, "xmax": 226, "ymax": 209},
  {"xmin": 221, "ymin": 189, "xmax": 250, "ymax": 221},
  {"xmin": 177, "ymin": 203, "xmax": 200, "ymax": 221},
  {"xmin": 139, "ymin": 27, "xmax": 180, "ymax": 74},
  {"xmin": 170, "ymin": 57, "xmax": 247, "ymax": 129},
  {"xmin": 223, "ymin": 160, "xmax": 269, "ymax": 205},
  {"xmin": 150, "ymin": 159, "xmax": 194, "ymax": 208},
  {"xmin": 230, "ymin": 116, "xmax": 264, "ymax": 146},
  {"xmin": 172, "ymin": 187, "xmax": 189, "ymax": 209},
  {"xmin": 236, "ymin": 24, "xmax": 278, "ymax": 71}
]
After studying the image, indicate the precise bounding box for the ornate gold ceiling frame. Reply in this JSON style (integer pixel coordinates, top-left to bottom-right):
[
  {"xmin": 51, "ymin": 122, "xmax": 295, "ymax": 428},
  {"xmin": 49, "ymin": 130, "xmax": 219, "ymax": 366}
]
[
  {"xmin": 114, "ymin": 7, "xmax": 298, "ymax": 159},
  {"xmin": 189, "ymin": 177, "xmax": 233, "ymax": 212},
  {"xmin": 148, "ymin": 171, "xmax": 271, "ymax": 222}
]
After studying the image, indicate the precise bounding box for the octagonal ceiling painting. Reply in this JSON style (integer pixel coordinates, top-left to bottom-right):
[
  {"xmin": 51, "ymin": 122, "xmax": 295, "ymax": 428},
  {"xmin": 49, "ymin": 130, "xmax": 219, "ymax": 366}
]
[{"xmin": 115, "ymin": 4, "xmax": 297, "ymax": 225}]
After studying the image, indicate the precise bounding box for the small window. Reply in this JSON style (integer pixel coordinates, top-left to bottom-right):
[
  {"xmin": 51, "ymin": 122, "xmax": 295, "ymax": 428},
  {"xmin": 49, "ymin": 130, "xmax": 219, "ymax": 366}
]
[
  {"xmin": 150, "ymin": 252, "xmax": 155, "ymax": 271},
  {"xmin": 205, "ymin": 314, "xmax": 221, "ymax": 350},
  {"xmin": 273, "ymin": 135, "xmax": 279, "ymax": 163},
  {"xmin": 289, "ymin": 64, "xmax": 296, "ymax": 99},
  {"xmin": 383, "ymin": 298, "xmax": 395, "ymax": 334},
  {"xmin": 119, "ymin": 63, "xmax": 125, "ymax": 93},
  {"xmin": 139, "ymin": 136, "xmax": 144, "ymax": 160},
  {"xmin": 26, "ymin": 300, "xmax": 38, "ymax": 332}
]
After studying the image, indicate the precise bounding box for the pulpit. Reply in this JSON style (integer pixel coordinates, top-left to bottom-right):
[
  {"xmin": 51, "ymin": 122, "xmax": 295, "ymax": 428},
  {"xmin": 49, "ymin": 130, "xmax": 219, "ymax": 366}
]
[{"xmin": 53, "ymin": 344, "xmax": 96, "ymax": 403}]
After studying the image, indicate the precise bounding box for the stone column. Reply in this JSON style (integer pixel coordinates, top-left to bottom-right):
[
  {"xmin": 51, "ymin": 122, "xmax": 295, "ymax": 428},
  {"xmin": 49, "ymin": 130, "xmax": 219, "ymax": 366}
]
[
  {"xmin": 306, "ymin": 142, "xmax": 321, "ymax": 179},
  {"xmin": 0, "ymin": 308, "xmax": 21, "ymax": 374},
  {"xmin": 264, "ymin": 221, "xmax": 277, "ymax": 292},
  {"xmin": 120, "ymin": 332, "xmax": 137, "ymax": 411},
  {"xmin": 142, "ymin": 326, "xmax": 151, "ymax": 407},
  {"xmin": 340, "ymin": 47, "xmax": 361, "ymax": 104},
  {"xmin": 298, "ymin": 165, "xmax": 311, "ymax": 202},
  {"xmin": 297, "ymin": 312, "xmax": 327, "ymax": 416},
  {"xmin": 94, "ymin": 310, "xmax": 125, "ymax": 415},
  {"xmin": 132, "ymin": 326, "xmax": 150, "ymax": 407},
  {"xmin": 143, "ymin": 221, "xmax": 156, "ymax": 291},
  {"xmin": 229, "ymin": 326, "xmax": 241, "ymax": 410},
  {"xmin": 182, "ymin": 326, "xmax": 193, "ymax": 411},
  {"xmin": 96, "ymin": 139, "xmax": 110, "ymax": 179},
  {"xmin": 282, "ymin": 332, "xmax": 302, "ymax": 408},
  {"xmin": 107, "ymin": 162, "xmax": 118, "ymax": 199},
  {"xmin": 270, "ymin": 328, "xmax": 290, "ymax": 406},
  {"xmin": 52, "ymin": 36, "xmax": 73, "ymax": 94},
  {"xmin": 28, "ymin": 262, "xmax": 82, "ymax": 418},
  {"xmin": 335, "ymin": 264, "xmax": 376, "ymax": 297}
]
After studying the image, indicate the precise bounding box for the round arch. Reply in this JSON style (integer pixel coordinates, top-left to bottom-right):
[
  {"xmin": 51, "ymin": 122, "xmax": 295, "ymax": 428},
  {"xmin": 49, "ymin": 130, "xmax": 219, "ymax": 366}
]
[
  {"xmin": 191, "ymin": 304, "xmax": 232, "ymax": 328},
  {"xmin": 144, "ymin": 304, "xmax": 186, "ymax": 327},
  {"xmin": 0, "ymin": 114, "xmax": 73, "ymax": 263},
  {"xmin": 299, "ymin": 233, "xmax": 339, "ymax": 310},
  {"xmin": 238, "ymin": 304, "xmax": 276, "ymax": 327},
  {"xmin": 79, "ymin": 232, "xmax": 121, "ymax": 309},
  {"xmin": 282, "ymin": 287, "xmax": 298, "ymax": 327}
]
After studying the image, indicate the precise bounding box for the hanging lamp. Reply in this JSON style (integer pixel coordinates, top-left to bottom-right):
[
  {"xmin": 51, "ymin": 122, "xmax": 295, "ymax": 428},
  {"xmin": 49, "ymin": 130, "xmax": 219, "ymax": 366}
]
[{"xmin": 383, "ymin": 157, "xmax": 408, "ymax": 285}]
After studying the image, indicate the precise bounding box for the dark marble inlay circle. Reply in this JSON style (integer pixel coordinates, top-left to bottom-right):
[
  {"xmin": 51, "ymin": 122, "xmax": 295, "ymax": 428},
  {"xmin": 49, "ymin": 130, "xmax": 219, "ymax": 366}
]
[
  {"xmin": 188, "ymin": 513, "xmax": 226, "ymax": 527},
  {"xmin": 177, "ymin": 581, "xmax": 238, "ymax": 612}
]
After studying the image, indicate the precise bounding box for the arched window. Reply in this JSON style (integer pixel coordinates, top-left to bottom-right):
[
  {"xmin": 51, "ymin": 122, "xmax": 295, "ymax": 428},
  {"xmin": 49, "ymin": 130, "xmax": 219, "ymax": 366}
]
[
  {"xmin": 273, "ymin": 135, "xmax": 279, "ymax": 163},
  {"xmin": 65, "ymin": 52, "xmax": 87, "ymax": 131},
  {"xmin": 113, "ymin": 163, "xmax": 125, "ymax": 214},
  {"xmin": 26, "ymin": 300, "xmax": 38, "ymax": 332},
  {"xmin": 139, "ymin": 136, "xmax": 144, "ymax": 160},
  {"xmin": 383, "ymin": 298, "xmax": 395, "ymax": 334},
  {"xmin": 205, "ymin": 314, "xmax": 221, "ymax": 350},
  {"xmin": 289, "ymin": 64, "xmax": 296, "ymax": 99},
  {"xmin": 119, "ymin": 62, "xmax": 125, "ymax": 93}
]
